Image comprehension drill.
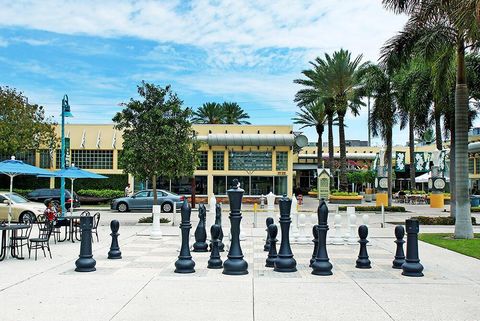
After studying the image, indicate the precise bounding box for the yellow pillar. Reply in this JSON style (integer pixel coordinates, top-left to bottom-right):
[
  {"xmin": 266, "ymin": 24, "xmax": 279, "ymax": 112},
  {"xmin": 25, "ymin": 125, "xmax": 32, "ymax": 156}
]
[
  {"xmin": 430, "ymin": 193, "xmax": 444, "ymax": 208},
  {"xmin": 376, "ymin": 193, "xmax": 388, "ymax": 207}
]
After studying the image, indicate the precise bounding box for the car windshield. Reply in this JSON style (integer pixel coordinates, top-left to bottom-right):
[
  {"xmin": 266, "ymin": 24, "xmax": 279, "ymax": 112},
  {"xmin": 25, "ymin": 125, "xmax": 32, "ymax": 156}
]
[{"xmin": 6, "ymin": 193, "xmax": 29, "ymax": 203}]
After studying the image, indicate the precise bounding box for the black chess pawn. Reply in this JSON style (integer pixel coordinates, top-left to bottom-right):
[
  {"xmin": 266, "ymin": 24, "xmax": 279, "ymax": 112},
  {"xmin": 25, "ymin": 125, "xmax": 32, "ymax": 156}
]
[
  {"xmin": 108, "ymin": 220, "xmax": 122, "ymax": 259},
  {"xmin": 174, "ymin": 200, "xmax": 195, "ymax": 273},
  {"xmin": 274, "ymin": 195, "xmax": 297, "ymax": 273},
  {"xmin": 392, "ymin": 225, "xmax": 405, "ymax": 269},
  {"xmin": 402, "ymin": 219, "xmax": 424, "ymax": 277},
  {"xmin": 208, "ymin": 224, "xmax": 223, "ymax": 269},
  {"xmin": 193, "ymin": 203, "xmax": 208, "ymax": 252},
  {"xmin": 311, "ymin": 200, "xmax": 333, "ymax": 276},
  {"xmin": 356, "ymin": 225, "xmax": 371, "ymax": 269},
  {"xmin": 310, "ymin": 224, "xmax": 319, "ymax": 267},
  {"xmin": 215, "ymin": 203, "xmax": 225, "ymax": 252},
  {"xmin": 263, "ymin": 217, "xmax": 274, "ymax": 251},
  {"xmin": 265, "ymin": 224, "xmax": 278, "ymax": 268}
]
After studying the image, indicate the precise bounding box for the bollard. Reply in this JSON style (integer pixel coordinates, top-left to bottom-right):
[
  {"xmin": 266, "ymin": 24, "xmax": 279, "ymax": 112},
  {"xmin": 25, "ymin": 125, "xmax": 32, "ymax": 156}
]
[
  {"xmin": 253, "ymin": 203, "xmax": 258, "ymax": 228},
  {"xmin": 75, "ymin": 216, "xmax": 96, "ymax": 272},
  {"xmin": 402, "ymin": 219, "xmax": 424, "ymax": 277},
  {"xmin": 381, "ymin": 204, "xmax": 385, "ymax": 228},
  {"xmin": 150, "ymin": 205, "xmax": 163, "ymax": 239},
  {"xmin": 108, "ymin": 220, "xmax": 122, "ymax": 259}
]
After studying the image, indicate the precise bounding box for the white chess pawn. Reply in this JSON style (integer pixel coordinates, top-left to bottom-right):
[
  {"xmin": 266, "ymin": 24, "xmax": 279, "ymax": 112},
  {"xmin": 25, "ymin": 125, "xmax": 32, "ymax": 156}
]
[
  {"xmin": 343, "ymin": 207, "xmax": 354, "ymax": 240},
  {"xmin": 208, "ymin": 194, "xmax": 217, "ymax": 240},
  {"xmin": 297, "ymin": 212, "xmax": 309, "ymax": 244},
  {"xmin": 332, "ymin": 211, "xmax": 344, "ymax": 245},
  {"xmin": 362, "ymin": 213, "xmax": 369, "ymax": 227},
  {"xmin": 290, "ymin": 195, "xmax": 299, "ymax": 241},
  {"xmin": 347, "ymin": 212, "xmax": 357, "ymax": 244},
  {"xmin": 311, "ymin": 212, "xmax": 318, "ymax": 226}
]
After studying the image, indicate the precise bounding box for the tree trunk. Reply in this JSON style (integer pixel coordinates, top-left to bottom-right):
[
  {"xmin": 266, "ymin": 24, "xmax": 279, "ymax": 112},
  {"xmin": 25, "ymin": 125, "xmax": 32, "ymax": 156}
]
[
  {"xmin": 409, "ymin": 114, "xmax": 416, "ymax": 191},
  {"xmin": 191, "ymin": 177, "xmax": 196, "ymax": 208},
  {"xmin": 152, "ymin": 175, "xmax": 158, "ymax": 206},
  {"xmin": 338, "ymin": 113, "xmax": 348, "ymax": 191},
  {"xmin": 327, "ymin": 113, "xmax": 334, "ymax": 173},
  {"xmin": 450, "ymin": 127, "xmax": 456, "ymax": 218},
  {"xmin": 454, "ymin": 39, "xmax": 474, "ymax": 239},
  {"xmin": 387, "ymin": 126, "xmax": 393, "ymax": 207},
  {"xmin": 434, "ymin": 102, "xmax": 443, "ymax": 151},
  {"xmin": 316, "ymin": 124, "xmax": 324, "ymax": 168}
]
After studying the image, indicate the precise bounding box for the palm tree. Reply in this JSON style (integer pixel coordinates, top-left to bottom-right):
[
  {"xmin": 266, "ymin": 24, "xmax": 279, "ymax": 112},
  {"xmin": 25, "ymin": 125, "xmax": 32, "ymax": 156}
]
[
  {"xmin": 191, "ymin": 102, "xmax": 224, "ymax": 124},
  {"xmin": 221, "ymin": 102, "xmax": 251, "ymax": 124},
  {"xmin": 381, "ymin": 0, "xmax": 479, "ymax": 238},
  {"xmin": 292, "ymin": 100, "xmax": 330, "ymax": 168}
]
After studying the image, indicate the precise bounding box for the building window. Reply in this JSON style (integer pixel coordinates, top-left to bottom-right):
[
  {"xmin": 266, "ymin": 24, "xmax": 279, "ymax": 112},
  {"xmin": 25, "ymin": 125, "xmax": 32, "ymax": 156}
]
[
  {"xmin": 213, "ymin": 151, "xmax": 224, "ymax": 170},
  {"xmin": 195, "ymin": 176, "xmax": 208, "ymax": 195},
  {"xmin": 198, "ymin": 151, "xmax": 208, "ymax": 170},
  {"xmin": 475, "ymin": 157, "xmax": 480, "ymax": 175},
  {"xmin": 276, "ymin": 152, "xmax": 288, "ymax": 171},
  {"xmin": 229, "ymin": 151, "xmax": 272, "ymax": 171},
  {"xmin": 0, "ymin": 150, "xmax": 35, "ymax": 165},
  {"xmin": 227, "ymin": 176, "xmax": 250, "ymax": 195},
  {"xmin": 213, "ymin": 176, "xmax": 227, "ymax": 195},
  {"xmin": 251, "ymin": 176, "xmax": 273, "ymax": 195},
  {"xmin": 71, "ymin": 150, "xmax": 113, "ymax": 169},
  {"xmin": 469, "ymin": 158, "xmax": 475, "ymax": 174},
  {"xmin": 275, "ymin": 176, "xmax": 288, "ymax": 195},
  {"xmin": 39, "ymin": 149, "xmax": 53, "ymax": 168}
]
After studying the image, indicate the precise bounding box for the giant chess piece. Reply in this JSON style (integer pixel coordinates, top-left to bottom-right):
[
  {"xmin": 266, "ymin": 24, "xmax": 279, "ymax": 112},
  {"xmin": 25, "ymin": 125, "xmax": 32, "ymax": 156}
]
[
  {"xmin": 296, "ymin": 212, "xmax": 309, "ymax": 244},
  {"xmin": 215, "ymin": 203, "xmax": 225, "ymax": 252},
  {"xmin": 332, "ymin": 209, "xmax": 344, "ymax": 245},
  {"xmin": 108, "ymin": 220, "xmax": 122, "ymax": 259},
  {"xmin": 193, "ymin": 203, "xmax": 208, "ymax": 252},
  {"xmin": 265, "ymin": 223, "xmax": 278, "ymax": 268},
  {"xmin": 311, "ymin": 200, "xmax": 333, "ymax": 276},
  {"xmin": 223, "ymin": 179, "xmax": 248, "ymax": 275},
  {"xmin": 402, "ymin": 219, "xmax": 424, "ymax": 277},
  {"xmin": 347, "ymin": 210, "xmax": 358, "ymax": 245},
  {"xmin": 208, "ymin": 224, "xmax": 223, "ymax": 269},
  {"xmin": 274, "ymin": 195, "xmax": 297, "ymax": 272},
  {"xmin": 75, "ymin": 216, "xmax": 96, "ymax": 272},
  {"xmin": 263, "ymin": 217, "xmax": 274, "ymax": 251},
  {"xmin": 309, "ymin": 225, "xmax": 319, "ymax": 267},
  {"xmin": 392, "ymin": 225, "xmax": 406, "ymax": 269},
  {"xmin": 290, "ymin": 195, "xmax": 299, "ymax": 242},
  {"xmin": 174, "ymin": 200, "xmax": 195, "ymax": 273},
  {"xmin": 355, "ymin": 225, "xmax": 371, "ymax": 269}
]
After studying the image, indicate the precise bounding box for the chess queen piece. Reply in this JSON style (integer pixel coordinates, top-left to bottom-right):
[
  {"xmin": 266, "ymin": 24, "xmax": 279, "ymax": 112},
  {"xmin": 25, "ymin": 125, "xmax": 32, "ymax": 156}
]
[
  {"xmin": 265, "ymin": 224, "xmax": 278, "ymax": 268},
  {"xmin": 263, "ymin": 217, "xmax": 274, "ymax": 251},
  {"xmin": 402, "ymin": 219, "xmax": 424, "ymax": 277},
  {"xmin": 392, "ymin": 225, "xmax": 406, "ymax": 269},
  {"xmin": 311, "ymin": 200, "xmax": 333, "ymax": 276},
  {"xmin": 274, "ymin": 195, "xmax": 297, "ymax": 273},
  {"xmin": 193, "ymin": 203, "xmax": 208, "ymax": 252},
  {"xmin": 207, "ymin": 224, "xmax": 223, "ymax": 269},
  {"xmin": 223, "ymin": 179, "xmax": 248, "ymax": 275},
  {"xmin": 174, "ymin": 200, "xmax": 195, "ymax": 273},
  {"xmin": 107, "ymin": 220, "xmax": 122, "ymax": 259},
  {"xmin": 355, "ymin": 225, "xmax": 371, "ymax": 269}
]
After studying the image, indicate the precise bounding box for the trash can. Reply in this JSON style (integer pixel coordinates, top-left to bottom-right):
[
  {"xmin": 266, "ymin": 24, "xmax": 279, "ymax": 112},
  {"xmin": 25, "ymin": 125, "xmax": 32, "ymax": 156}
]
[{"xmin": 470, "ymin": 196, "xmax": 480, "ymax": 207}]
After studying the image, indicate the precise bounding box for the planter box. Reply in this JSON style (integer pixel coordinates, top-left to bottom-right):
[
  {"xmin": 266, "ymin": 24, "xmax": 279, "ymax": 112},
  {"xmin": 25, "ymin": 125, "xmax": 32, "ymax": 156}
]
[
  {"xmin": 307, "ymin": 191, "xmax": 318, "ymax": 198},
  {"xmin": 328, "ymin": 195, "xmax": 363, "ymax": 204}
]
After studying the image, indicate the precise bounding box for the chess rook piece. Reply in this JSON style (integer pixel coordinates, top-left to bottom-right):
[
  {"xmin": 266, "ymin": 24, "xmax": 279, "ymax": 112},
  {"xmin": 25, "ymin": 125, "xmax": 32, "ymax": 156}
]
[
  {"xmin": 108, "ymin": 220, "xmax": 122, "ymax": 259},
  {"xmin": 193, "ymin": 203, "xmax": 208, "ymax": 252},
  {"xmin": 296, "ymin": 213, "xmax": 309, "ymax": 244},
  {"xmin": 392, "ymin": 225, "xmax": 406, "ymax": 269},
  {"xmin": 309, "ymin": 225, "xmax": 319, "ymax": 267},
  {"xmin": 402, "ymin": 219, "xmax": 424, "ymax": 277},
  {"xmin": 208, "ymin": 224, "xmax": 223, "ymax": 269},
  {"xmin": 265, "ymin": 224, "xmax": 278, "ymax": 268},
  {"xmin": 215, "ymin": 203, "xmax": 225, "ymax": 252},
  {"xmin": 332, "ymin": 210, "xmax": 344, "ymax": 245},
  {"xmin": 312, "ymin": 200, "xmax": 333, "ymax": 276},
  {"xmin": 355, "ymin": 225, "xmax": 371, "ymax": 269},
  {"xmin": 174, "ymin": 200, "xmax": 195, "ymax": 273},
  {"xmin": 223, "ymin": 179, "xmax": 248, "ymax": 275},
  {"xmin": 263, "ymin": 217, "xmax": 274, "ymax": 251},
  {"xmin": 75, "ymin": 216, "xmax": 96, "ymax": 272},
  {"xmin": 274, "ymin": 195, "xmax": 297, "ymax": 273}
]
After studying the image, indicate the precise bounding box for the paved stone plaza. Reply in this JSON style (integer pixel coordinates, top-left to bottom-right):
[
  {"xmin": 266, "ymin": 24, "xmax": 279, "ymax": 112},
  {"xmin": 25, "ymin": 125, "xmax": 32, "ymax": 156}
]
[{"xmin": 0, "ymin": 202, "xmax": 479, "ymax": 321}]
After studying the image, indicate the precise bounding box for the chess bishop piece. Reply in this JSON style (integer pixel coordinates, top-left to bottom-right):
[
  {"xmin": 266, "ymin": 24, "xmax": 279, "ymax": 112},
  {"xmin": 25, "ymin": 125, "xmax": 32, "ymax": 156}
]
[
  {"xmin": 265, "ymin": 224, "xmax": 278, "ymax": 268},
  {"xmin": 274, "ymin": 195, "xmax": 297, "ymax": 273},
  {"xmin": 263, "ymin": 217, "xmax": 274, "ymax": 251},
  {"xmin": 174, "ymin": 200, "xmax": 195, "ymax": 273},
  {"xmin": 311, "ymin": 200, "xmax": 333, "ymax": 276},
  {"xmin": 208, "ymin": 224, "xmax": 223, "ymax": 269}
]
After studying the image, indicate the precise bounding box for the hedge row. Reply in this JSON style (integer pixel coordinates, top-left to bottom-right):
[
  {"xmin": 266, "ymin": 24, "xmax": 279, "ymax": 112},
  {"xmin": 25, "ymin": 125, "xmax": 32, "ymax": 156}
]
[
  {"xmin": 77, "ymin": 189, "xmax": 124, "ymax": 199},
  {"xmin": 331, "ymin": 192, "xmax": 359, "ymax": 196},
  {"xmin": 338, "ymin": 206, "xmax": 406, "ymax": 212},
  {"xmin": 411, "ymin": 216, "xmax": 477, "ymax": 225},
  {"xmin": 138, "ymin": 216, "xmax": 171, "ymax": 224}
]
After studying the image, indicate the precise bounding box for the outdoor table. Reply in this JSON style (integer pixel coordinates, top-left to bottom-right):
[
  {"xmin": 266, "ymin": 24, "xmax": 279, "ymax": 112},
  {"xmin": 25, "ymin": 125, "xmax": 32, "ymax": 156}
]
[
  {"xmin": 0, "ymin": 223, "xmax": 29, "ymax": 261},
  {"xmin": 57, "ymin": 215, "xmax": 83, "ymax": 243}
]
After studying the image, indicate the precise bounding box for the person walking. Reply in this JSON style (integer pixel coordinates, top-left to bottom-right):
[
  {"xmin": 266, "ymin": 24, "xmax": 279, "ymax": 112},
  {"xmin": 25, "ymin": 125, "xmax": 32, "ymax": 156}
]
[{"xmin": 124, "ymin": 183, "xmax": 132, "ymax": 197}]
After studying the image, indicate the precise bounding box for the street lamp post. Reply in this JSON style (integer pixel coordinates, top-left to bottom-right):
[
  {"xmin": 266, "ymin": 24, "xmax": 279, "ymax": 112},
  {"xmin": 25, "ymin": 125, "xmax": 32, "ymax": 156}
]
[{"xmin": 60, "ymin": 95, "xmax": 73, "ymax": 216}]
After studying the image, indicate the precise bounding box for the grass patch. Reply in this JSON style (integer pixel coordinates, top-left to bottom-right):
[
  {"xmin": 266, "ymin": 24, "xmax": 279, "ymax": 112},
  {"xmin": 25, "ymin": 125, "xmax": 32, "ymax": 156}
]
[
  {"xmin": 419, "ymin": 233, "xmax": 480, "ymax": 259},
  {"xmin": 138, "ymin": 216, "xmax": 171, "ymax": 224}
]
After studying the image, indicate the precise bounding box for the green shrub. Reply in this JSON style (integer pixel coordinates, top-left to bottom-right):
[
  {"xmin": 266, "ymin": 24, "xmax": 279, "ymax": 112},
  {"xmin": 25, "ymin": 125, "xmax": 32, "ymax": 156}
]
[
  {"xmin": 404, "ymin": 190, "xmax": 426, "ymax": 195},
  {"xmin": 412, "ymin": 216, "xmax": 477, "ymax": 225},
  {"xmin": 471, "ymin": 207, "xmax": 480, "ymax": 212},
  {"xmin": 13, "ymin": 189, "xmax": 33, "ymax": 197},
  {"xmin": 331, "ymin": 192, "xmax": 359, "ymax": 196},
  {"xmin": 138, "ymin": 216, "xmax": 171, "ymax": 224},
  {"xmin": 77, "ymin": 189, "xmax": 124, "ymax": 199},
  {"xmin": 338, "ymin": 205, "xmax": 406, "ymax": 212}
]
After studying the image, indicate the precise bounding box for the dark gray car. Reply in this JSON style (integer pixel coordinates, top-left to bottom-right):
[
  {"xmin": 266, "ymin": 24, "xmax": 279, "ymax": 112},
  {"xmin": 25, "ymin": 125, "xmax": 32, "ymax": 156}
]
[{"xmin": 111, "ymin": 189, "xmax": 184, "ymax": 213}]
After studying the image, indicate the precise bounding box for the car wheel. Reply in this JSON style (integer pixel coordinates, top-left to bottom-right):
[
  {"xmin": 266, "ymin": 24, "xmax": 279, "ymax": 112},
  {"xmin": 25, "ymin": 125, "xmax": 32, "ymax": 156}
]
[
  {"xmin": 19, "ymin": 211, "xmax": 36, "ymax": 223},
  {"xmin": 161, "ymin": 202, "xmax": 173, "ymax": 213},
  {"xmin": 117, "ymin": 202, "xmax": 129, "ymax": 212}
]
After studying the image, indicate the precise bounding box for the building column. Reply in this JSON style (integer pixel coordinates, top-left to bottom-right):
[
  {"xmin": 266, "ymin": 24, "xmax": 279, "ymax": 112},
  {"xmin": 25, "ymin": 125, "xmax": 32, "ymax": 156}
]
[{"xmin": 207, "ymin": 174, "xmax": 214, "ymax": 198}]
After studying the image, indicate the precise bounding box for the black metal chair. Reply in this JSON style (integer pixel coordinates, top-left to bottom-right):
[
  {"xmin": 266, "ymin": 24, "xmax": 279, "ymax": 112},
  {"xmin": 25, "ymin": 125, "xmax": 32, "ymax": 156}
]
[
  {"xmin": 29, "ymin": 220, "xmax": 53, "ymax": 260},
  {"xmin": 10, "ymin": 216, "xmax": 33, "ymax": 258},
  {"xmin": 91, "ymin": 212, "xmax": 100, "ymax": 242}
]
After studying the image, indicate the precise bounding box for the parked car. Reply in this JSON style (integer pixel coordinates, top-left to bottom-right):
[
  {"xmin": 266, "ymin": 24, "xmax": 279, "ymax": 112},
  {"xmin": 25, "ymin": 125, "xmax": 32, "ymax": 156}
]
[
  {"xmin": 26, "ymin": 188, "xmax": 81, "ymax": 209},
  {"xmin": 111, "ymin": 189, "xmax": 184, "ymax": 213},
  {"xmin": 0, "ymin": 192, "xmax": 45, "ymax": 222}
]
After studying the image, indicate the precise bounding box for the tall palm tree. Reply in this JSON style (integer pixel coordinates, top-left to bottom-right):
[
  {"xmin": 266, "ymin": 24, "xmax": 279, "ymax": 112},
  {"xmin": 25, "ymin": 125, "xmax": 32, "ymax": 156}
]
[
  {"xmin": 292, "ymin": 100, "xmax": 331, "ymax": 168},
  {"xmin": 382, "ymin": 0, "xmax": 479, "ymax": 238},
  {"xmin": 221, "ymin": 102, "xmax": 251, "ymax": 124},
  {"xmin": 192, "ymin": 102, "xmax": 224, "ymax": 124}
]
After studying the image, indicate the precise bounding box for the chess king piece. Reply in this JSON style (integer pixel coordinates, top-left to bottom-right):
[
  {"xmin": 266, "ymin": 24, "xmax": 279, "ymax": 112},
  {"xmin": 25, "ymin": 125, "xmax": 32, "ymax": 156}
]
[
  {"xmin": 208, "ymin": 224, "xmax": 223, "ymax": 269},
  {"xmin": 311, "ymin": 200, "xmax": 333, "ymax": 276},
  {"xmin": 274, "ymin": 195, "xmax": 297, "ymax": 273},
  {"xmin": 108, "ymin": 220, "xmax": 122, "ymax": 259},
  {"xmin": 174, "ymin": 200, "xmax": 195, "ymax": 273},
  {"xmin": 392, "ymin": 225, "xmax": 406, "ymax": 269},
  {"xmin": 193, "ymin": 203, "xmax": 208, "ymax": 252},
  {"xmin": 355, "ymin": 225, "xmax": 371, "ymax": 269},
  {"xmin": 263, "ymin": 217, "xmax": 274, "ymax": 251},
  {"xmin": 215, "ymin": 203, "xmax": 225, "ymax": 252},
  {"xmin": 402, "ymin": 219, "xmax": 424, "ymax": 277},
  {"xmin": 265, "ymin": 224, "xmax": 278, "ymax": 268},
  {"xmin": 223, "ymin": 179, "xmax": 248, "ymax": 275}
]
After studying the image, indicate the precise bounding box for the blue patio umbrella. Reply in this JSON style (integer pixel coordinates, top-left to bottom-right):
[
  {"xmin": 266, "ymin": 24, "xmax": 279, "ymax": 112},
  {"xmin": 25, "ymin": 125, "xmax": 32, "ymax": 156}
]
[
  {"xmin": 50, "ymin": 164, "xmax": 107, "ymax": 216},
  {"xmin": 0, "ymin": 156, "xmax": 54, "ymax": 224}
]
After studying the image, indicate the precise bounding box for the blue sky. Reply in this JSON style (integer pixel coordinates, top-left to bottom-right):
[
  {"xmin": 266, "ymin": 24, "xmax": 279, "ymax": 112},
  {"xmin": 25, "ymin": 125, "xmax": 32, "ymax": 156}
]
[{"xmin": 0, "ymin": 0, "xmax": 411, "ymax": 145}]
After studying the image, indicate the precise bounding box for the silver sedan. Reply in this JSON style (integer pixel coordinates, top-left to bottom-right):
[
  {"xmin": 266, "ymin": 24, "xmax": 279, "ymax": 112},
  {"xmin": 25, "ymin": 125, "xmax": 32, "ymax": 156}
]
[{"xmin": 111, "ymin": 189, "xmax": 184, "ymax": 213}]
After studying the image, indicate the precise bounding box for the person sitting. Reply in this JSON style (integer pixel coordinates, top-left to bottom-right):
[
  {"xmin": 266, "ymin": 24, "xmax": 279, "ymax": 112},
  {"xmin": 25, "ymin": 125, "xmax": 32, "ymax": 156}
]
[{"xmin": 43, "ymin": 199, "xmax": 57, "ymax": 222}]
